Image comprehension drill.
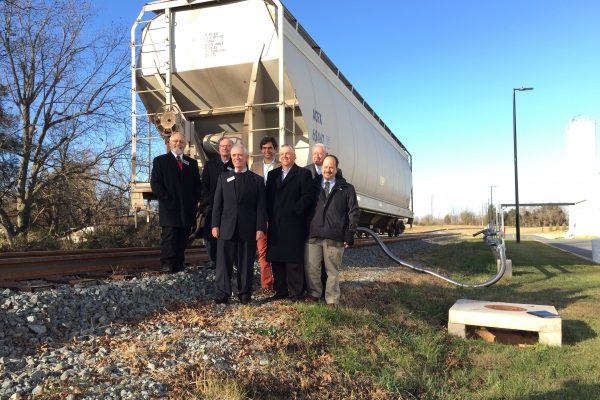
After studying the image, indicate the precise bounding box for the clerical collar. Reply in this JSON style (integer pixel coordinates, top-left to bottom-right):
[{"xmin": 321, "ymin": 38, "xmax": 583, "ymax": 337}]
[{"xmin": 235, "ymin": 168, "xmax": 248, "ymax": 173}]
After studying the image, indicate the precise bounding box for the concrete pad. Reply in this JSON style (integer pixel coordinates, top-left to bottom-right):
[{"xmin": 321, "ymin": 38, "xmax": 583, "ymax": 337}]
[{"xmin": 448, "ymin": 299, "xmax": 561, "ymax": 346}]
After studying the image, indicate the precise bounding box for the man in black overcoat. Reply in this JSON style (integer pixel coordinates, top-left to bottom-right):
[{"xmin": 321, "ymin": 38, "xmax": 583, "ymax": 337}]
[
  {"xmin": 265, "ymin": 144, "xmax": 316, "ymax": 301},
  {"xmin": 211, "ymin": 144, "xmax": 267, "ymax": 304},
  {"xmin": 201, "ymin": 137, "xmax": 233, "ymax": 267},
  {"xmin": 151, "ymin": 132, "xmax": 202, "ymax": 272}
]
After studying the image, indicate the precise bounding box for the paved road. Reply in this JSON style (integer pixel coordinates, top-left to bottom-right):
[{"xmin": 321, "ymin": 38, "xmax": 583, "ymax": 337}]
[{"xmin": 528, "ymin": 235, "xmax": 595, "ymax": 262}]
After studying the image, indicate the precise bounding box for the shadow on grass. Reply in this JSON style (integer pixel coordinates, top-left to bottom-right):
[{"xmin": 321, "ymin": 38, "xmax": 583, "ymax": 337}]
[
  {"xmin": 562, "ymin": 319, "xmax": 597, "ymax": 344},
  {"xmin": 489, "ymin": 380, "xmax": 600, "ymax": 400}
]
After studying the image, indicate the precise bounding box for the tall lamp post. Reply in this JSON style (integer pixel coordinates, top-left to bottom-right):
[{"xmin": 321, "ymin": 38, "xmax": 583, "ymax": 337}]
[
  {"xmin": 489, "ymin": 185, "xmax": 497, "ymax": 224},
  {"xmin": 513, "ymin": 87, "xmax": 533, "ymax": 243}
]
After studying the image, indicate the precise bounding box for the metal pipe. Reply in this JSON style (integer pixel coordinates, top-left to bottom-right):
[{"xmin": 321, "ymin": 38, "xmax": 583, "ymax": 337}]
[
  {"xmin": 276, "ymin": 0, "xmax": 285, "ymax": 147},
  {"xmin": 356, "ymin": 227, "xmax": 507, "ymax": 287}
]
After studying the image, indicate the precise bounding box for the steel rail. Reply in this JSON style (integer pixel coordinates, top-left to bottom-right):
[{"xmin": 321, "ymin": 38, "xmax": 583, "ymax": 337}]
[
  {"xmin": 356, "ymin": 227, "xmax": 507, "ymax": 287},
  {"xmin": 0, "ymin": 247, "xmax": 207, "ymax": 281},
  {"xmin": 352, "ymin": 231, "xmax": 458, "ymax": 248}
]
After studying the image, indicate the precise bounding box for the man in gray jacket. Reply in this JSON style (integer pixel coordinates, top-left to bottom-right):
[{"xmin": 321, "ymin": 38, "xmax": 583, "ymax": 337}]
[{"xmin": 305, "ymin": 155, "xmax": 359, "ymax": 307}]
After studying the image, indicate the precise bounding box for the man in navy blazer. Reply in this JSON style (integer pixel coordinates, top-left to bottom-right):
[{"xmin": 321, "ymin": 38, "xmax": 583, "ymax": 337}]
[
  {"xmin": 211, "ymin": 144, "xmax": 267, "ymax": 304},
  {"xmin": 151, "ymin": 132, "xmax": 202, "ymax": 272}
]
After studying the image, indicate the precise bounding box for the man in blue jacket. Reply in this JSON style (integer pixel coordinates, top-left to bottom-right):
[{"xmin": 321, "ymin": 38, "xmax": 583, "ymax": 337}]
[{"xmin": 305, "ymin": 154, "xmax": 359, "ymax": 307}]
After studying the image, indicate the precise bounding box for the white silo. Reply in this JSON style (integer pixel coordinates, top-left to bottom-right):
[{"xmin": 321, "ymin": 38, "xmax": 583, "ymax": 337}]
[{"xmin": 565, "ymin": 116, "xmax": 600, "ymax": 236}]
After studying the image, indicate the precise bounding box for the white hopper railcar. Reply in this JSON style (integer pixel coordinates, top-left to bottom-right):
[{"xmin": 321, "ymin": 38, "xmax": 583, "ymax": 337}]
[{"xmin": 130, "ymin": 0, "xmax": 413, "ymax": 231}]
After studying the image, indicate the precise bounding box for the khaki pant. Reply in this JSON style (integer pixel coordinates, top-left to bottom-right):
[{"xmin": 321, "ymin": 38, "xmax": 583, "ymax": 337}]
[{"xmin": 305, "ymin": 238, "xmax": 345, "ymax": 305}]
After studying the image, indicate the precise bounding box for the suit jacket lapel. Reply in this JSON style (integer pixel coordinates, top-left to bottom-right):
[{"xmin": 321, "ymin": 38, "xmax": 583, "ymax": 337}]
[{"xmin": 280, "ymin": 164, "xmax": 297, "ymax": 188}]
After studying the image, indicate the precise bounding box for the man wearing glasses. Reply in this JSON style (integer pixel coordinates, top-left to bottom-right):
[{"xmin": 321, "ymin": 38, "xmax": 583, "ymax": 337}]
[{"xmin": 250, "ymin": 136, "xmax": 280, "ymax": 291}]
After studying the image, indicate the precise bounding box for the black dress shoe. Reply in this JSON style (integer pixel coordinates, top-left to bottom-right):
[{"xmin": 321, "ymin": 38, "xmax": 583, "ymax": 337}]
[
  {"xmin": 213, "ymin": 297, "xmax": 229, "ymax": 305},
  {"xmin": 205, "ymin": 261, "xmax": 216, "ymax": 270},
  {"xmin": 264, "ymin": 293, "xmax": 288, "ymax": 302},
  {"xmin": 289, "ymin": 294, "xmax": 305, "ymax": 302},
  {"xmin": 239, "ymin": 297, "xmax": 251, "ymax": 305}
]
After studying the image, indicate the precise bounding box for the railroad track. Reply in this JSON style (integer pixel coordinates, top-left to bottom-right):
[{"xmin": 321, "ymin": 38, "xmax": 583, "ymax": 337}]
[
  {"xmin": 0, "ymin": 247, "xmax": 208, "ymax": 282},
  {"xmin": 353, "ymin": 230, "xmax": 458, "ymax": 247},
  {"xmin": 0, "ymin": 231, "xmax": 456, "ymax": 284}
]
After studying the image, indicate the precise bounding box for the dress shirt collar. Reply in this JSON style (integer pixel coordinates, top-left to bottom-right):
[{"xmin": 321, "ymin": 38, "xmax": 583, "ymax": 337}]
[
  {"xmin": 281, "ymin": 164, "xmax": 293, "ymax": 180},
  {"xmin": 322, "ymin": 177, "xmax": 336, "ymax": 191}
]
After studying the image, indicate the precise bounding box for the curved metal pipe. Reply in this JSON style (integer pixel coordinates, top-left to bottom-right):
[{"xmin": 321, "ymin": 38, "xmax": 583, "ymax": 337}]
[{"xmin": 356, "ymin": 227, "xmax": 506, "ymax": 287}]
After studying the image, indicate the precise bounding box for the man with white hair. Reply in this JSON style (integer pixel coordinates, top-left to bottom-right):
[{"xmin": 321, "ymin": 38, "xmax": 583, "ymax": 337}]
[
  {"xmin": 212, "ymin": 143, "xmax": 266, "ymax": 304},
  {"xmin": 305, "ymin": 143, "xmax": 342, "ymax": 178},
  {"xmin": 151, "ymin": 132, "xmax": 202, "ymax": 273},
  {"xmin": 265, "ymin": 144, "xmax": 316, "ymax": 301}
]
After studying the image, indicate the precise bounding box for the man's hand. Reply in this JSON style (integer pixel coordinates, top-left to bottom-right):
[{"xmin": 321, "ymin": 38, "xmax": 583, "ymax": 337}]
[
  {"xmin": 212, "ymin": 227, "xmax": 219, "ymax": 238},
  {"xmin": 256, "ymin": 230, "xmax": 265, "ymax": 240}
]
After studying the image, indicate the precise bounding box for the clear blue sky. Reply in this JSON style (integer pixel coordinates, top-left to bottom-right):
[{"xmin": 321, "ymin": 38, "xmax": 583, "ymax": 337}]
[{"xmin": 98, "ymin": 0, "xmax": 600, "ymax": 217}]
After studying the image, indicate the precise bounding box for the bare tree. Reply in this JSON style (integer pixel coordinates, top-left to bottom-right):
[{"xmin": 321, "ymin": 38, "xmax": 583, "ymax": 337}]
[{"xmin": 0, "ymin": 0, "xmax": 129, "ymax": 246}]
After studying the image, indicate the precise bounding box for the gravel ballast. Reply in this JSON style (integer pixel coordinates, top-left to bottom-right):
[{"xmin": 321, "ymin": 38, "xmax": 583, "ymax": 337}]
[{"xmin": 0, "ymin": 239, "xmax": 436, "ymax": 399}]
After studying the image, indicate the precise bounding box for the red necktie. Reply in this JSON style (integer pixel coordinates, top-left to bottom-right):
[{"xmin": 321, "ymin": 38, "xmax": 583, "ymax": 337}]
[{"xmin": 176, "ymin": 156, "xmax": 183, "ymax": 170}]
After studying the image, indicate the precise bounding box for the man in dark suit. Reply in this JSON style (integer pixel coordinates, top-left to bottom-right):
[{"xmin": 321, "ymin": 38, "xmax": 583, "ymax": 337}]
[
  {"xmin": 306, "ymin": 142, "xmax": 343, "ymax": 178},
  {"xmin": 266, "ymin": 144, "xmax": 316, "ymax": 301},
  {"xmin": 304, "ymin": 143, "xmax": 343, "ymax": 179},
  {"xmin": 201, "ymin": 137, "xmax": 233, "ymax": 268},
  {"xmin": 151, "ymin": 132, "xmax": 202, "ymax": 273},
  {"xmin": 211, "ymin": 144, "xmax": 267, "ymax": 304}
]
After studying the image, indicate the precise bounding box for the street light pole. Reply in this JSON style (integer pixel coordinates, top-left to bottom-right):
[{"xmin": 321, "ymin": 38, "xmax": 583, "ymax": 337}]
[
  {"xmin": 513, "ymin": 87, "xmax": 533, "ymax": 243},
  {"xmin": 490, "ymin": 185, "xmax": 497, "ymax": 224}
]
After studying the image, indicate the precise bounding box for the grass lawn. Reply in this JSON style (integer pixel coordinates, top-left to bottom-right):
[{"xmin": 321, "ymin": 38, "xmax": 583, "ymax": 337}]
[
  {"xmin": 176, "ymin": 236, "xmax": 599, "ymax": 399},
  {"xmin": 268, "ymin": 238, "xmax": 600, "ymax": 399}
]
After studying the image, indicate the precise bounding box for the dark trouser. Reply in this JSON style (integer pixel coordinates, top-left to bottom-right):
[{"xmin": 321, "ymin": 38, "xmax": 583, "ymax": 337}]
[
  {"xmin": 214, "ymin": 236, "xmax": 256, "ymax": 301},
  {"xmin": 272, "ymin": 261, "xmax": 305, "ymax": 299},
  {"xmin": 160, "ymin": 226, "xmax": 189, "ymax": 272},
  {"xmin": 203, "ymin": 209, "xmax": 217, "ymax": 263}
]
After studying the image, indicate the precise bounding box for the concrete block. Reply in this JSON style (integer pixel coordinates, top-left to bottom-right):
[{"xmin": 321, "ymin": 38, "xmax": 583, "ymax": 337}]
[
  {"xmin": 592, "ymin": 238, "xmax": 600, "ymax": 263},
  {"xmin": 448, "ymin": 299, "xmax": 561, "ymax": 346},
  {"xmin": 498, "ymin": 259, "xmax": 512, "ymax": 278}
]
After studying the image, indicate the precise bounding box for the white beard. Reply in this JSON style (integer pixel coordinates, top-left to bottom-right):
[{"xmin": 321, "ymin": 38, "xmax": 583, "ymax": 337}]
[{"xmin": 172, "ymin": 147, "xmax": 184, "ymax": 156}]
